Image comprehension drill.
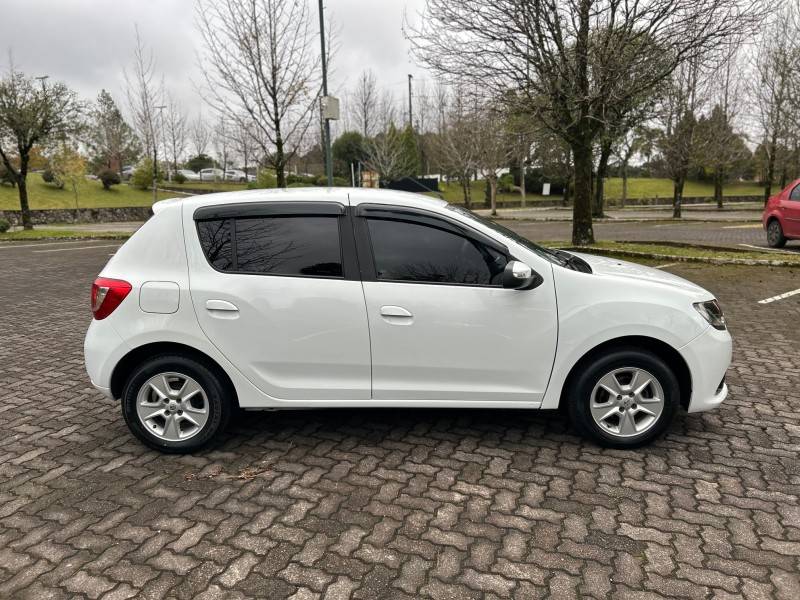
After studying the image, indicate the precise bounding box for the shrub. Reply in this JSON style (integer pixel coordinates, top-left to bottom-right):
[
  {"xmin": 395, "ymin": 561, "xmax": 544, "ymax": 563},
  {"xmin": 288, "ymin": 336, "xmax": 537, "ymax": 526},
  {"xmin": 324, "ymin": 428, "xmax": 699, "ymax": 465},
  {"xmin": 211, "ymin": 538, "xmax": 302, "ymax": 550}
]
[
  {"xmin": 287, "ymin": 182, "xmax": 313, "ymax": 188},
  {"xmin": 286, "ymin": 173, "xmax": 316, "ymax": 185},
  {"xmin": 248, "ymin": 170, "xmax": 277, "ymax": 189},
  {"xmin": 98, "ymin": 169, "xmax": 121, "ymax": 191},
  {"xmin": 131, "ymin": 158, "xmax": 161, "ymax": 190},
  {"xmin": 498, "ymin": 173, "xmax": 515, "ymax": 194},
  {"xmin": 173, "ymin": 172, "xmax": 187, "ymax": 184},
  {"xmin": 0, "ymin": 165, "xmax": 15, "ymax": 187},
  {"xmin": 333, "ymin": 176, "xmax": 349, "ymax": 187},
  {"xmin": 0, "ymin": 218, "xmax": 10, "ymax": 233},
  {"xmin": 41, "ymin": 169, "xmax": 64, "ymax": 189}
]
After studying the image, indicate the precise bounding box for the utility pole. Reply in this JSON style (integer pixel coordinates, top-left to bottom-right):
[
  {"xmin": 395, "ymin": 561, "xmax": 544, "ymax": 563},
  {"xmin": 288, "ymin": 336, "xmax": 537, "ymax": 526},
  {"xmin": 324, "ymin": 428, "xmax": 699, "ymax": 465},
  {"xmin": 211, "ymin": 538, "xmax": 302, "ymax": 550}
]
[
  {"xmin": 318, "ymin": 0, "xmax": 333, "ymax": 186},
  {"xmin": 153, "ymin": 105, "xmax": 166, "ymax": 204},
  {"xmin": 407, "ymin": 74, "xmax": 413, "ymax": 128}
]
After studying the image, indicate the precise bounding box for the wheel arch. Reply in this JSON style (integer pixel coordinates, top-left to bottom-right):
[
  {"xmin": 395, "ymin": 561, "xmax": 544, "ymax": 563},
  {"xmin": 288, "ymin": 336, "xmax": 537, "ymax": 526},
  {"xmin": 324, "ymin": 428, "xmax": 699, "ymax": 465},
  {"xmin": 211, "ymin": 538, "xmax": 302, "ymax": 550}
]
[
  {"xmin": 110, "ymin": 341, "xmax": 239, "ymax": 405},
  {"xmin": 559, "ymin": 335, "xmax": 692, "ymax": 410}
]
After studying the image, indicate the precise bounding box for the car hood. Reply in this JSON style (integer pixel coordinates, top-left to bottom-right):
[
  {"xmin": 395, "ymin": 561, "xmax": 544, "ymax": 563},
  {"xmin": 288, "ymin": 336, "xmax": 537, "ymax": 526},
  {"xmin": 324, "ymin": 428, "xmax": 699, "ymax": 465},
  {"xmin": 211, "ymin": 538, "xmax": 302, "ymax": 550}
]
[{"xmin": 567, "ymin": 252, "xmax": 711, "ymax": 297}]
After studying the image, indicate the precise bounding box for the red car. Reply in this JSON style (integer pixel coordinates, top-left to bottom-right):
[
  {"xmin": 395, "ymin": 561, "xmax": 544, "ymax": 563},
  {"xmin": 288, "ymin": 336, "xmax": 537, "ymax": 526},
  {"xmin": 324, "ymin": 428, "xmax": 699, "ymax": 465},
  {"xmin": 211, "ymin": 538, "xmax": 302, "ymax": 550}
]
[{"xmin": 763, "ymin": 178, "xmax": 800, "ymax": 247}]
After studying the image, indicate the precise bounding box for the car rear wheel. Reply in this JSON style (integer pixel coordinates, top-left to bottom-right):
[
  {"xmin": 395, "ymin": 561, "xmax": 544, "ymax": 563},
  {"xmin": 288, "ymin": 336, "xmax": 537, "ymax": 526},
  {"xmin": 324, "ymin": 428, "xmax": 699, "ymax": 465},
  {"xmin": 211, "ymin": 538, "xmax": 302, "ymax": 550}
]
[
  {"xmin": 122, "ymin": 354, "xmax": 231, "ymax": 453},
  {"xmin": 567, "ymin": 348, "xmax": 679, "ymax": 448},
  {"xmin": 767, "ymin": 219, "xmax": 787, "ymax": 248}
]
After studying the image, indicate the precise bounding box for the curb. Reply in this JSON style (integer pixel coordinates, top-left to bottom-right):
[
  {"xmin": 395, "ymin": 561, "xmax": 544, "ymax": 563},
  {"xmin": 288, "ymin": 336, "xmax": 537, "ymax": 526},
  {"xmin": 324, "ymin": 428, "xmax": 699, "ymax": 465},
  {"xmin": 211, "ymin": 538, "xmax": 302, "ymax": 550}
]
[{"xmin": 567, "ymin": 246, "xmax": 800, "ymax": 267}]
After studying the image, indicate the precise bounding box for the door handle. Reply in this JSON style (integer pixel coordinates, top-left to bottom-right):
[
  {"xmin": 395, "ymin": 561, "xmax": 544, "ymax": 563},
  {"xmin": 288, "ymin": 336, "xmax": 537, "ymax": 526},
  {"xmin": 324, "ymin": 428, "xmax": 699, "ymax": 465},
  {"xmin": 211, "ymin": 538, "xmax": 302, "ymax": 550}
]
[
  {"xmin": 206, "ymin": 299, "xmax": 239, "ymax": 312},
  {"xmin": 380, "ymin": 305, "xmax": 412, "ymax": 318}
]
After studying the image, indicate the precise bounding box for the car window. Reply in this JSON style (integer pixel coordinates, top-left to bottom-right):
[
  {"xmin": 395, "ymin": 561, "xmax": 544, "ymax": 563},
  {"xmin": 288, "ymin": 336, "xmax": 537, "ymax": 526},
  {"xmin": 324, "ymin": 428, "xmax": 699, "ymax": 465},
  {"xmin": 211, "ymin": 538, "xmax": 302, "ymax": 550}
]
[
  {"xmin": 366, "ymin": 217, "xmax": 507, "ymax": 286},
  {"xmin": 790, "ymin": 184, "xmax": 800, "ymax": 201},
  {"xmin": 197, "ymin": 219, "xmax": 234, "ymax": 271}
]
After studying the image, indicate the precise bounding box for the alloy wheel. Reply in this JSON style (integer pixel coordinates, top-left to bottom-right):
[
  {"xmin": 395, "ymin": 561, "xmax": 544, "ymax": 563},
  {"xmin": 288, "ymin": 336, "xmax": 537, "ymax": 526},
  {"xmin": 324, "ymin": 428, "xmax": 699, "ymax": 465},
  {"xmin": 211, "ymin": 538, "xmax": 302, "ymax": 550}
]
[
  {"xmin": 136, "ymin": 372, "xmax": 210, "ymax": 441},
  {"xmin": 589, "ymin": 367, "xmax": 665, "ymax": 438}
]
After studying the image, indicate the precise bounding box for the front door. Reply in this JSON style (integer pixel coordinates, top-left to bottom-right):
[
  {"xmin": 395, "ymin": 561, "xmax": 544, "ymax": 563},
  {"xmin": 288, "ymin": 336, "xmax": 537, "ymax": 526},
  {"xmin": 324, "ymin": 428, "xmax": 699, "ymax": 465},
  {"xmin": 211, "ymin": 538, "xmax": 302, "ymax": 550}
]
[
  {"xmin": 782, "ymin": 181, "xmax": 800, "ymax": 237},
  {"xmin": 353, "ymin": 204, "xmax": 558, "ymax": 403},
  {"xmin": 187, "ymin": 201, "xmax": 371, "ymax": 401}
]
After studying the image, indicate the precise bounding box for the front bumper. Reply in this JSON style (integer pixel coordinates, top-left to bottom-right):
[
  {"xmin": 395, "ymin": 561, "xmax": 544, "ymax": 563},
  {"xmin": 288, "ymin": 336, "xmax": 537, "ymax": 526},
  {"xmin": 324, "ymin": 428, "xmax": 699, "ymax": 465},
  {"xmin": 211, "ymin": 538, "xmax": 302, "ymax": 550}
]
[{"xmin": 678, "ymin": 324, "xmax": 732, "ymax": 413}]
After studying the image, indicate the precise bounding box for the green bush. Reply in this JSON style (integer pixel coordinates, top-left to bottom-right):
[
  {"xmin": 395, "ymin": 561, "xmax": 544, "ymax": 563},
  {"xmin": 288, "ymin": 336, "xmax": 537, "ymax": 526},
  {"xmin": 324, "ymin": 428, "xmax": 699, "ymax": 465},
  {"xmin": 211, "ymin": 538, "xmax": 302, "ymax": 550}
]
[
  {"xmin": 173, "ymin": 172, "xmax": 187, "ymax": 184},
  {"xmin": 315, "ymin": 175, "xmax": 350, "ymax": 187},
  {"xmin": 131, "ymin": 158, "xmax": 161, "ymax": 190},
  {"xmin": 41, "ymin": 169, "xmax": 64, "ymax": 189},
  {"xmin": 248, "ymin": 170, "xmax": 277, "ymax": 189},
  {"xmin": 0, "ymin": 165, "xmax": 15, "ymax": 187},
  {"xmin": 0, "ymin": 218, "xmax": 10, "ymax": 233},
  {"xmin": 98, "ymin": 169, "xmax": 121, "ymax": 191},
  {"xmin": 498, "ymin": 173, "xmax": 515, "ymax": 194},
  {"xmin": 287, "ymin": 173, "xmax": 316, "ymax": 185},
  {"xmin": 287, "ymin": 182, "xmax": 313, "ymax": 188}
]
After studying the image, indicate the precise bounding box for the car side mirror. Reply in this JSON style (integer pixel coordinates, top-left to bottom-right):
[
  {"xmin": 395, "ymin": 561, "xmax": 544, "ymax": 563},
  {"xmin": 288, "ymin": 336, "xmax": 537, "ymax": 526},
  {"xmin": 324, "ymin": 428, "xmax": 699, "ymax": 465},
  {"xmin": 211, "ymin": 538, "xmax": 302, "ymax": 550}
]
[{"xmin": 502, "ymin": 260, "xmax": 543, "ymax": 290}]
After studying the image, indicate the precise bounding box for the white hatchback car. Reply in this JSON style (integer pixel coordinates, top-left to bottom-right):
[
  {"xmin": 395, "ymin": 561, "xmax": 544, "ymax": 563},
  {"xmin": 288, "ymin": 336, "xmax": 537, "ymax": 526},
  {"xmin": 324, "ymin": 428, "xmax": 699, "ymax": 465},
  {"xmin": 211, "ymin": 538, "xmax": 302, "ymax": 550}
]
[{"xmin": 85, "ymin": 188, "xmax": 731, "ymax": 453}]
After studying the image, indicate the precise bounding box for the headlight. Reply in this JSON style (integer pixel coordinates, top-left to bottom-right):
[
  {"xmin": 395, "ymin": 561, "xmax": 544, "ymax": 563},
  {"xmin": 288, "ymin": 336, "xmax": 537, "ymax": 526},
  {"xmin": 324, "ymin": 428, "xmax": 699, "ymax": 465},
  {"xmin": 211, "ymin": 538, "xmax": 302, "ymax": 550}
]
[{"xmin": 693, "ymin": 299, "xmax": 726, "ymax": 330}]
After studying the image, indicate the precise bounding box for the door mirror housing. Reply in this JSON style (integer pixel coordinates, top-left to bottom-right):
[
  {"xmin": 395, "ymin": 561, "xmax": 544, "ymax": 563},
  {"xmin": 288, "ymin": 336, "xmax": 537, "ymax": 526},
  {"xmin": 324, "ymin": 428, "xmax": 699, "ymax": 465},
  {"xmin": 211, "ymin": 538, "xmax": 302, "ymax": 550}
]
[{"xmin": 502, "ymin": 260, "xmax": 543, "ymax": 290}]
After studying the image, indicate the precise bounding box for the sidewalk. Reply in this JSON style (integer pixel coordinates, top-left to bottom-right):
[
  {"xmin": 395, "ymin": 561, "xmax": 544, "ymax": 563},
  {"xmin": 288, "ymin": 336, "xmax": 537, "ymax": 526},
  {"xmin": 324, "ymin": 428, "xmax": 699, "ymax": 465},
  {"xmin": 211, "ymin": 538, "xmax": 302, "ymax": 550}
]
[{"xmin": 475, "ymin": 204, "xmax": 763, "ymax": 222}]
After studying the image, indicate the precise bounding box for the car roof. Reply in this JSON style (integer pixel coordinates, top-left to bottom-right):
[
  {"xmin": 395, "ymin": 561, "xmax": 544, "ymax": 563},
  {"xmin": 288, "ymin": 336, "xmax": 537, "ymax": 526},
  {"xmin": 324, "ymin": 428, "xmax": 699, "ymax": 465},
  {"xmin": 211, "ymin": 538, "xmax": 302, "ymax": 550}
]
[{"xmin": 157, "ymin": 187, "xmax": 448, "ymax": 215}]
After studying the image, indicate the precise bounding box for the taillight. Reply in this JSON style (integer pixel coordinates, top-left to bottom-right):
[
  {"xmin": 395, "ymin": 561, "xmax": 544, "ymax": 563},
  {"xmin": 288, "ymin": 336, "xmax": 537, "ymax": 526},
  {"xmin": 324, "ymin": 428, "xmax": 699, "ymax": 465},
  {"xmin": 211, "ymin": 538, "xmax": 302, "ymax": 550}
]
[{"xmin": 91, "ymin": 277, "xmax": 132, "ymax": 320}]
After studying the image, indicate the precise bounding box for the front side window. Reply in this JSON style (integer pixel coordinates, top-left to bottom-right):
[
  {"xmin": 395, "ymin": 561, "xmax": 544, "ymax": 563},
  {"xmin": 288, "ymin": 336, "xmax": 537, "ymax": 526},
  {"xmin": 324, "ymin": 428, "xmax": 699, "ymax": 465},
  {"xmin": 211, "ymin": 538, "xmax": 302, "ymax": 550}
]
[
  {"xmin": 366, "ymin": 217, "xmax": 507, "ymax": 285},
  {"xmin": 197, "ymin": 215, "xmax": 343, "ymax": 278}
]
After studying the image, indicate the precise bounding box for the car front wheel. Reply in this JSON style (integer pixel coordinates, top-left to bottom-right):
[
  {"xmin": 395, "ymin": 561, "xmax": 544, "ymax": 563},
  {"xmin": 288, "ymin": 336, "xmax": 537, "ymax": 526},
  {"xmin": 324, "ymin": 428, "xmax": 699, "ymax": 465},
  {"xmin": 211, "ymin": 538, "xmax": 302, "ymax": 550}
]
[
  {"xmin": 767, "ymin": 219, "xmax": 787, "ymax": 248},
  {"xmin": 122, "ymin": 354, "xmax": 231, "ymax": 453},
  {"xmin": 567, "ymin": 348, "xmax": 679, "ymax": 448}
]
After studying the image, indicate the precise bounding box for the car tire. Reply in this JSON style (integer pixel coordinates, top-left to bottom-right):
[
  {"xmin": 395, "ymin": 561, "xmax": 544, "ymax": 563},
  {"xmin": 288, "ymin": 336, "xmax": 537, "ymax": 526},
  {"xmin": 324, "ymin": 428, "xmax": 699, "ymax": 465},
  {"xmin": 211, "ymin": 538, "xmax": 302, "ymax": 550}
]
[
  {"xmin": 121, "ymin": 354, "xmax": 232, "ymax": 453},
  {"xmin": 767, "ymin": 219, "xmax": 787, "ymax": 248},
  {"xmin": 567, "ymin": 348, "xmax": 679, "ymax": 449}
]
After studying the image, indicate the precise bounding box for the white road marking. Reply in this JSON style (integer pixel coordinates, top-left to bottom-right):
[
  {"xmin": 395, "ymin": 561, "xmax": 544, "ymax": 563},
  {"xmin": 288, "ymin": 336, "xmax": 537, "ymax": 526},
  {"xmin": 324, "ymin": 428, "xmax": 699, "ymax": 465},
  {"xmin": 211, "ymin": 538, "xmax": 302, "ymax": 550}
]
[
  {"xmin": 738, "ymin": 243, "xmax": 798, "ymax": 254},
  {"xmin": 33, "ymin": 244, "xmax": 121, "ymax": 253},
  {"xmin": 0, "ymin": 240, "xmax": 107, "ymax": 250},
  {"xmin": 723, "ymin": 224, "xmax": 762, "ymax": 229},
  {"xmin": 654, "ymin": 263, "xmax": 679, "ymax": 269},
  {"xmin": 758, "ymin": 288, "xmax": 800, "ymax": 304}
]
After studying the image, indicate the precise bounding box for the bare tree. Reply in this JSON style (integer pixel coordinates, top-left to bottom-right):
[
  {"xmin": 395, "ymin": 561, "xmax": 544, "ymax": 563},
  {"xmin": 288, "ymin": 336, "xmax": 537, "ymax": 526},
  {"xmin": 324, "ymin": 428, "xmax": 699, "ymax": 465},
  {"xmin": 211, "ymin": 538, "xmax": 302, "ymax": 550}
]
[
  {"xmin": 124, "ymin": 27, "xmax": 163, "ymax": 201},
  {"xmin": 196, "ymin": 0, "xmax": 322, "ymax": 187},
  {"xmin": 213, "ymin": 118, "xmax": 231, "ymax": 179},
  {"xmin": 190, "ymin": 115, "xmax": 212, "ymax": 158},
  {"xmin": 434, "ymin": 91, "xmax": 479, "ymax": 206},
  {"xmin": 352, "ymin": 69, "xmax": 378, "ymax": 138},
  {"xmin": 474, "ymin": 101, "xmax": 514, "ymax": 216},
  {"xmin": 750, "ymin": 4, "xmax": 798, "ymax": 203},
  {"xmin": 409, "ymin": 0, "xmax": 765, "ymax": 245},
  {"xmin": 164, "ymin": 93, "xmax": 187, "ymax": 175},
  {"xmin": 364, "ymin": 124, "xmax": 408, "ymax": 182},
  {"xmin": 0, "ymin": 64, "xmax": 81, "ymax": 229},
  {"xmin": 229, "ymin": 116, "xmax": 259, "ymax": 176}
]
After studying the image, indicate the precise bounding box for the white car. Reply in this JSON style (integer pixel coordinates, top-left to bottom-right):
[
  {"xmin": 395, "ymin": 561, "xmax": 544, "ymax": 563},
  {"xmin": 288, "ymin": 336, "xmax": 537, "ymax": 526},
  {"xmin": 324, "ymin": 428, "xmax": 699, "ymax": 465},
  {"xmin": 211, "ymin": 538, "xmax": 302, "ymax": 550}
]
[
  {"xmin": 84, "ymin": 188, "xmax": 731, "ymax": 453},
  {"xmin": 177, "ymin": 169, "xmax": 200, "ymax": 182},
  {"xmin": 199, "ymin": 168, "xmax": 225, "ymax": 181},
  {"xmin": 225, "ymin": 169, "xmax": 254, "ymax": 182}
]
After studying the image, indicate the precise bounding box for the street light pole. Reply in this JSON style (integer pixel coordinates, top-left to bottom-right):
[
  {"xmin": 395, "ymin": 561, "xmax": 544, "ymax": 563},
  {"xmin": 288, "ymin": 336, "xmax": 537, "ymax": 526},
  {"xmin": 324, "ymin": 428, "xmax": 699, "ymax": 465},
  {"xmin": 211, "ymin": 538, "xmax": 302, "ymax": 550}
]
[
  {"xmin": 318, "ymin": 0, "xmax": 333, "ymax": 186},
  {"xmin": 153, "ymin": 105, "xmax": 166, "ymax": 204}
]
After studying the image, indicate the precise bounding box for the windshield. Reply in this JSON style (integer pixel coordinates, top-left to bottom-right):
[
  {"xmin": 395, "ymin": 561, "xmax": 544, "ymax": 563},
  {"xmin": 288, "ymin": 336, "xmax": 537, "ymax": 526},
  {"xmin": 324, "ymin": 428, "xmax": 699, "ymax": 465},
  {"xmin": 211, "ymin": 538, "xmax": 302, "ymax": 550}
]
[{"xmin": 445, "ymin": 205, "xmax": 569, "ymax": 266}]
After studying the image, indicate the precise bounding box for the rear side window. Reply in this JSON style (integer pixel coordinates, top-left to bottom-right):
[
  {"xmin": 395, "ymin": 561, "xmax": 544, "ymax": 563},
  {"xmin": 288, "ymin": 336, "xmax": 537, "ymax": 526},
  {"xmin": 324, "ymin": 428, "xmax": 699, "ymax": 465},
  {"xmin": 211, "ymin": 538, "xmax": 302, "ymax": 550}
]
[
  {"xmin": 196, "ymin": 215, "xmax": 343, "ymax": 278},
  {"xmin": 790, "ymin": 184, "xmax": 800, "ymax": 201},
  {"xmin": 366, "ymin": 218, "xmax": 507, "ymax": 285}
]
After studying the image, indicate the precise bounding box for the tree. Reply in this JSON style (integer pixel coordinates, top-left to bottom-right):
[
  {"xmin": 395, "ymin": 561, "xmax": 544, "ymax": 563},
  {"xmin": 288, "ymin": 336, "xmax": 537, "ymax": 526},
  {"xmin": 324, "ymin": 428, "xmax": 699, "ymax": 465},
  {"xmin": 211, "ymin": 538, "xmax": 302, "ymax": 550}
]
[
  {"xmin": 164, "ymin": 93, "xmax": 187, "ymax": 176},
  {"xmin": 124, "ymin": 28, "xmax": 164, "ymax": 202},
  {"xmin": 190, "ymin": 115, "xmax": 212, "ymax": 158},
  {"xmin": 196, "ymin": 0, "xmax": 322, "ymax": 188},
  {"xmin": 474, "ymin": 102, "xmax": 514, "ymax": 216},
  {"xmin": 613, "ymin": 127, "xmax": 655, "ymax": 207},
  {"xmin": 87, "ymin": 89, "xmax": 139, "ymax": 175},
  {"xmin": 0, "ymin": 66, "xmax": 80, "ymax": 229},
  {"xmin": 399, "ymin": 124, "xmax": 421, "ymax": 177},
  {"xmin": 50, "ymin": 146, "xmax": 86, "ymax": 210},
  {"xmin": 364, "ymin": 124, "xmax": 408, "ymax": 182},
  {"xmin": 433, "ymin": 92, "xmax": 480, "ymax": 207},
  {"xmin": 410, "ymin": 0, "xmax": 764, "ymax": 245},
  {"xmin": 352, "ymin": 70, "xmax": 378, "ymax": 138},
  {"xmin": 332, "ymin": 131, "xmax": 365, "ymax": 179},
  {"xmin": 185, "ymin": 153, "xmax": 215, "ymax": 172}
]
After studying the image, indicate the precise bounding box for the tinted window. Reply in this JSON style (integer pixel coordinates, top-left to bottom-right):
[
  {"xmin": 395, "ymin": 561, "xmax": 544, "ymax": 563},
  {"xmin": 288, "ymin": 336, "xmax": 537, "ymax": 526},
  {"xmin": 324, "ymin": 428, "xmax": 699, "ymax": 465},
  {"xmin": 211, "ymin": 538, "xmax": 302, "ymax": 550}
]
[
  {"xmin": 790, "ymin": 185, "xmax": 800, "ymax": 201},
  {"xmin": 197, "ymin": 218, "xmax": 234, "ymax": 271},
  {"xmin": 367, "ymin": 218, "xmax": 507, "ymax": 285},
  {"xmin": 235, "ymin": 216, "xmax": 342, "ymax": 277}
]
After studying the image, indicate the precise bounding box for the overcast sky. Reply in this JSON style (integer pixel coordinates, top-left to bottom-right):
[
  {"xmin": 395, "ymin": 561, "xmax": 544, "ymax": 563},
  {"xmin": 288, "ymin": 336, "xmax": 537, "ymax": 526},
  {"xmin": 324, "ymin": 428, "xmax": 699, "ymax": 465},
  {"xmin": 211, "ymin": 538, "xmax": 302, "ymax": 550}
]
[{"xmin": 1, "ymin": 0, "xmax": 432, "ymax": 128}]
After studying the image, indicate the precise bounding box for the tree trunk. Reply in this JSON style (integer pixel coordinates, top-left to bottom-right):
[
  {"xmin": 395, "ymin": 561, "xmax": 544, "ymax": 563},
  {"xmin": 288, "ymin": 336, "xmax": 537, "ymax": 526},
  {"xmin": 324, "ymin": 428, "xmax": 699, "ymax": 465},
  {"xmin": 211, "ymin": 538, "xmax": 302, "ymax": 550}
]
[
  {"xmin": 274, "ymin": 141, "xmax": 286, "ymax": 188},
  {"xmin": 714, "ymin": 166, "xmax": 724, "ymax": 209},
  {"xmin": 571, "ymin": 143, "xmax": 594, "ymax": 246},
  {"xmin": 18, "ymin": 177, "xmax": 32, "ymax": 230},
  {"xmin": 461, "ymin": 177, "xmax": 471, "ymax": 209},
  {"xmin": 593, "ymin": 141, "xmax": 612, "ymax": 218},
  {"xmin": 519, "ymin": 156, "xmax": 526, "ymax": 208},
  {"xmin": 621, "ymin": 162, "xmax": 628, "ymax": 208},
  {"xmin": 489, "ymin": 177, "xmax": 498, "ymax": 216},
  {"xmin": 764, "ymin": 136, "xmax": 777, "ymax": 204},
  {"xmin": 672, "ymin": 177, "xmax": 684, "ymax": 219}
]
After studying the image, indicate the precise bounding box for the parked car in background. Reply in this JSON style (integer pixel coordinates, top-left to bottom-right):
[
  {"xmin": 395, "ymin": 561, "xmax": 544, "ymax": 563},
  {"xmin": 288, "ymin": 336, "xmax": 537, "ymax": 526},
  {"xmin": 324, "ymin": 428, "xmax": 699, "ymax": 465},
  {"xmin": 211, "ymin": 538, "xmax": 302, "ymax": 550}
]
[
  {"xmin": 225, "ymin": 169, "xmax": 254, "ymax": 182},
  {"xmin": 121, "ymin": 165, "xmax": 134, "ymax": 181},
  {"xmin": 763, "ymin": 178, "xmax": 800, "ymax": 247},
  {"xmin": 84, "ymin": 188, "xmax": 731, "ymax": 453},
  {"xmin": 177, "ymin": 169, "xmax": 200, "ymax": 182},
  {"xmin": 199, "ymin": 168, "xmax": 225, "ymax": 181}
]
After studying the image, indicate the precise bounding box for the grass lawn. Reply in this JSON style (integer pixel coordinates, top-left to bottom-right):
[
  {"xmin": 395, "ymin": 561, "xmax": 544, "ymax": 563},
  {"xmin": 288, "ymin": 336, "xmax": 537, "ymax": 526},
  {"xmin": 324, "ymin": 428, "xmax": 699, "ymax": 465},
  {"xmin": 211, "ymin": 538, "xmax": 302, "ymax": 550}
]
[
  {"xmin": 573, "ymin": 240, "xmax": 800, "ymax": 263},
  {"xmin": 0, "ymin": 229, "xmax": 132, "ymax": 241},
  {"xmin": 602, "ymin": 178, "xmax": 764, "ymax": 200},
  {"xmin": 160, "ymin": 181, "xmax": 249, "ymax": 192},
  {"xmin": 0, "ymin": 178, "xmax": 175, "ymax": 211}
]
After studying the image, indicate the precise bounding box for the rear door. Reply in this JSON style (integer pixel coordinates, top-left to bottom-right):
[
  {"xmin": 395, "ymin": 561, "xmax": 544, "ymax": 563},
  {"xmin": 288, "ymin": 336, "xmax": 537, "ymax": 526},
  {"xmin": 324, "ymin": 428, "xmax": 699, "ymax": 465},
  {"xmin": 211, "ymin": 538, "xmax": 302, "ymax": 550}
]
[
  {"xmin": 187, "ymin": 201, "xmax": 371, "ymax": 401},
  {"xmin": 352, "ymin": 203, "xmax": 558, "ymax": 403}
]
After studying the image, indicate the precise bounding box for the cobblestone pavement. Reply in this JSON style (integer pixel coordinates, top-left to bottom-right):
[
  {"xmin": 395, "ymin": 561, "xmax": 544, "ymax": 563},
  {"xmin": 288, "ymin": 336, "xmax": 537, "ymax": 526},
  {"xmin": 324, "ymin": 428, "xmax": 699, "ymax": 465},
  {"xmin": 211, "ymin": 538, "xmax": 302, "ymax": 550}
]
[{"xmin": 1, "ymin": 240, "xmax": 799, "ymax": 599}]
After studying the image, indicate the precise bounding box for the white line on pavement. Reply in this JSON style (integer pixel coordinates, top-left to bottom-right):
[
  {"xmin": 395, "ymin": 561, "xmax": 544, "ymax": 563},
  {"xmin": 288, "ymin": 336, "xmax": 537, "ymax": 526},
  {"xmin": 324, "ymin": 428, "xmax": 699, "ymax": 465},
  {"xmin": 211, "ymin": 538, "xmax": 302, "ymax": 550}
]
[
  {"xmin": 738, "ymin": 243, "xmax": 798, "ymax": 254},
  {"xmin": 33, "ymin": 244, "xmax": 121, "ymax": 254},
  {"xmin": 654, "ymin": 263, "xmax": 679, "ymax": 269},
  {"xmin": 723, "ymin": 224, "xmax": 762, "ymax": 229},
  {"xmin": 758, "ymin": 288, "xmax": 800, "ymax": 304}
]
